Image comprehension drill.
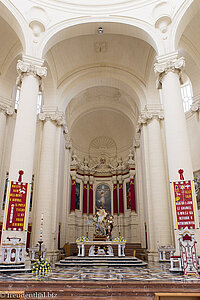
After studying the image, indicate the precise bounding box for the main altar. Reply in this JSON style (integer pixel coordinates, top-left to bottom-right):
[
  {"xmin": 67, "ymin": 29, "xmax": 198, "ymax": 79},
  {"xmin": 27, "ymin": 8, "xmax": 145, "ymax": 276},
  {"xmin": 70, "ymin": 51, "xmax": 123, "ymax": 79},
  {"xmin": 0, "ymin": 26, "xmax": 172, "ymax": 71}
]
[{"xmin": 76, "ymin": 206, "xmax": 126, "ymax": 257}]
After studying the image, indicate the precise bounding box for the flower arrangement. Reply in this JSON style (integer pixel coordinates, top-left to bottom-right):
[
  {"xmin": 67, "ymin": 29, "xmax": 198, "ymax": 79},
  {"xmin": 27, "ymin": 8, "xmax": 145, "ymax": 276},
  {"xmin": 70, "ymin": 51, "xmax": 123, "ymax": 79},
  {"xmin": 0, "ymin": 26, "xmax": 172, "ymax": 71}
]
[
  {"xmin": 76, "ymin": 236, "xmax": 89, "ymax": 242},
  {"xmin": 32, "ymin": 258, "xmax": 51, "ymax": 275},
  {"xmin": 113, "ymin": 236, "xmax": 126, "ymax": 242}
]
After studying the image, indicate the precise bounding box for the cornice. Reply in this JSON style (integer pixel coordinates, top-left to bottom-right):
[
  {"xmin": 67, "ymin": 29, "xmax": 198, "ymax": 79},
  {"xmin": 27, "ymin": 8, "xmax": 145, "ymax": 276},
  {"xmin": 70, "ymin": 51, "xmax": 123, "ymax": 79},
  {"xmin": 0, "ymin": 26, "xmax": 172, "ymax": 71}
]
[{"xmin": 0, "ymin": 96, "xmax": 14, "ymax": 116}]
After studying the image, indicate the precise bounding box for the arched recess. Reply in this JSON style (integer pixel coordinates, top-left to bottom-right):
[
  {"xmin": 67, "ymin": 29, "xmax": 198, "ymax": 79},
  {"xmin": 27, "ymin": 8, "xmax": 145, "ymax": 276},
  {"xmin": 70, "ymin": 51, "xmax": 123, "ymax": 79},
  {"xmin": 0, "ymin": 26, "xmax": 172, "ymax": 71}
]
[
  {"xmin": 39, "ymin": 19, "xmax": 164, "ymax": 58},
  {"xmin": 0, "ymin": 0, "xmax": 28, "ymax": 52},
  {"xmin": 56, "ymin": 66, "xmax": 146, "ymax": 113},
  {"xmin": 170, "ymin": 0, "xmax": 200, "ymax": 52}
]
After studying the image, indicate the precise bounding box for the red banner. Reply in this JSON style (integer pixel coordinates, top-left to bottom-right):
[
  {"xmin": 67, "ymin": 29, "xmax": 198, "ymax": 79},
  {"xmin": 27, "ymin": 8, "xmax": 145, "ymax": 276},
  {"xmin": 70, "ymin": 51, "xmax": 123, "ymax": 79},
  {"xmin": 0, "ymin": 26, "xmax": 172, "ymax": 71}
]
[
  {"xmin": 4, "ymin": 181, "xmax": 30, "ymax": 231},
  {"xmin": 171, "ymin": 180, "xmax": 197, "ymax": 229}
]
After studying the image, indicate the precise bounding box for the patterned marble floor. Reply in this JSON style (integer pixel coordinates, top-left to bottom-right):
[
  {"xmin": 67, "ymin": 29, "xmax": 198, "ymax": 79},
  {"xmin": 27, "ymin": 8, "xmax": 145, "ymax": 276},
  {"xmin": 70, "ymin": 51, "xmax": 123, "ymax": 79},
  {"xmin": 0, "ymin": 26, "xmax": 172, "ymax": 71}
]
[{"xmin": 0, "ymin": 262, "xmax": 200, "ymax": 282}]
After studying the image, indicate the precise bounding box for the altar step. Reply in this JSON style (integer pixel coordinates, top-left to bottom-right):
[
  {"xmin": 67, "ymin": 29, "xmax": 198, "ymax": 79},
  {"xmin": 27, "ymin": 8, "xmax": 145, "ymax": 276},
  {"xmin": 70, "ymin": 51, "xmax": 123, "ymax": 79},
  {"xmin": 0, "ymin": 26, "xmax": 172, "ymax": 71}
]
[
  {"xmin": 66, "ymin": 243, "xmax": 148, "ymax": 261},
  {"xmin": 0, "ymin": 263, "xmax": 31, "ymax": 273},
  {"xmin": 55, "ymin": 256, "xmax": 147, "ymax": 268}
]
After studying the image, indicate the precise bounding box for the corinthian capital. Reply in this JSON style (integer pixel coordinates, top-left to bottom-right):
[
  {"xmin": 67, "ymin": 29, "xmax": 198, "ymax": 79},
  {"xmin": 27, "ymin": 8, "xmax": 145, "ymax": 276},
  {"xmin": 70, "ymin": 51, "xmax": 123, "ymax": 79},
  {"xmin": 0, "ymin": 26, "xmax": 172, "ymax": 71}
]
[
  {"xmin": 154, "ymin": 53, "xmax": 185, "ymax": 89},
  {"xmin": 38, "ymin": 108, "xmax": 68, "ymax": 133},
  {"xmin": 16, "ymin": 59, "xmax": 47, "ymax": 91},
  {"xmin": 136, "ymin": 106, "xmax": 164, "ymax": 132}
]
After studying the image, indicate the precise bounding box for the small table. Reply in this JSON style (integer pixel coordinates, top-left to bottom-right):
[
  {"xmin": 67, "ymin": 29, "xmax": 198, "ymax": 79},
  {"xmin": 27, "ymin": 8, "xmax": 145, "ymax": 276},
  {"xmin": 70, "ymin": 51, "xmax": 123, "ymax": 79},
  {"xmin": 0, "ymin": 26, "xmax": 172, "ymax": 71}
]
[{"xmin": 77, "ymin": 241, "xmax": 126, "ymax": 257}]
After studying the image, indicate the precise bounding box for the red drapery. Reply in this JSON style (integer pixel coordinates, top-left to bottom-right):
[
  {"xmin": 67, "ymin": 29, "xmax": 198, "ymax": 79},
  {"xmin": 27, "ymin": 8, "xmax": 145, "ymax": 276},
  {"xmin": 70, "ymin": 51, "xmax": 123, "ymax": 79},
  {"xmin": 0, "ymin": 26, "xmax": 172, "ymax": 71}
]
[
  {"xmin": 70, "ymin": 179, "xmax": 76, "ymax": 212},
  {"xmin": 83, "ymin": 183, "xmax": 87, "ymax": 214},
  {"xmin": 113, "ymin": 183, "xmax": 118, "ymax": 214},
  {"xmin": 89, "ymin": 184, "xmax": 93, "ymax": 214},
  {"xmin": 130, "ymin": 178, "xmax": 136, "ymax": 211},
  {"xmin": 119, "ymin": 183, "xmax": 124, "ymax": 214}
]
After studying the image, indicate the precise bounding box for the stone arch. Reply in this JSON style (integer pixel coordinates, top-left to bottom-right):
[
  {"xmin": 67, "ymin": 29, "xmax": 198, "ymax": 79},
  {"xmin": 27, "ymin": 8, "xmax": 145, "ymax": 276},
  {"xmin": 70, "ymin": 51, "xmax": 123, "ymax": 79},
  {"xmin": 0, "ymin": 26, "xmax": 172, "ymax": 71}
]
[
  {"xmin": 0, "ymin": 0, "xmax": 28, "ymax": 51},
  {"xmin": 170, "ymin": 0, "xmax": 200, "ymax": 51},
  {"xmin": 57, "ymin": 66, "xmax": 146, "ymax": 113},
  {"xmin": 38, "ymin": 18, "xmax": 164, "ymax": 58}
]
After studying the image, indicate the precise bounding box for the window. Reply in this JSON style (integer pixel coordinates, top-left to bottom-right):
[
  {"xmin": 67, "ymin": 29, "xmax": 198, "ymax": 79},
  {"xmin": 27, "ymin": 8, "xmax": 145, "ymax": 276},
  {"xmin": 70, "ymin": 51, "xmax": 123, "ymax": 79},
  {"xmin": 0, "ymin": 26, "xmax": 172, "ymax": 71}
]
[
  {"xmin": 13, "ymin": 86, "xmax": 43, "ymax": 114},
  {"xmin": 181, "ymin": 81, "xmax": 193, "ymax": 112}
]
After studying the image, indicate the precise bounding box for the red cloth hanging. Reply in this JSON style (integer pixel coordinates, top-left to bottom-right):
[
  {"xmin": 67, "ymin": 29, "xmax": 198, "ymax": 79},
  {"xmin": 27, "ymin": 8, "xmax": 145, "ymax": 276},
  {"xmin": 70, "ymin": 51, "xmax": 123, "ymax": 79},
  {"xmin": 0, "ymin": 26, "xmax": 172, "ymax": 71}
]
[
  {"xmin": 83, "ymin": 183, "xmax": 87, "ymax": 214},
  {"xmin": 119, "ymin": 183, "xmax": 124, "ymax": 214},
  {"xmin": 113, "ymin": 183, "xmax": 118, "ymax": 214},
  {"xmin": 130, "ymin": 178, "xmax": 136, "ymax": 211},
  {"xmin": 89, "ymin": 184, "xmax": 93, "ymax": 214}
]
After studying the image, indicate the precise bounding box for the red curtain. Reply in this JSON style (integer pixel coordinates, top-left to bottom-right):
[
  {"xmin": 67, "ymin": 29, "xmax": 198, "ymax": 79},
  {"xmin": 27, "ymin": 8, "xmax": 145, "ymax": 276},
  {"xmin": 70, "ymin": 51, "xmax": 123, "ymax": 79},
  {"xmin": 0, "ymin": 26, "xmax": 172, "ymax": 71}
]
[
  {"xmin": 119, "ymin": 183, "xmax": 124, "ymax": 214},
  {"xmin": 83, "ymin": 183, "xmax": 87, "ymax": 214},
  {"xmin": 113, "ymin": 183, "xmax": 118, "ymax": 214},
  {"xmin": 130, "ymin": 178, "xmax": 136, "ymax": 211},
  {"xmin": 89, "ymin": 184, "xmax": 93, "ymax": 214},
  {"xmin": 70, "ymin": 179, "xmax": 76, "ymax": 212}
]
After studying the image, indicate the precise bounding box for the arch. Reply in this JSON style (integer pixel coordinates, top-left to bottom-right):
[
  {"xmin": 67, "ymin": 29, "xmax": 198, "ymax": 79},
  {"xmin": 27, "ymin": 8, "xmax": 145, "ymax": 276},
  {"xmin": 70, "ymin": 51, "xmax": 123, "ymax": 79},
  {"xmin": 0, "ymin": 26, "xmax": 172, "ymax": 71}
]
[
  {"xmin": 38, "ymin": 17, "xmax": 164, "ymax": 58},
  {"xmin": 170, "ymin": 0, "xmax": 200, "ymax": 51},
  {"xmin": 0, "ymin": 0, "xmax": 28, "ymax": 52},
  {"xmin": 57, "ymin": 66, "xmax": 146, "ymax": 112}
]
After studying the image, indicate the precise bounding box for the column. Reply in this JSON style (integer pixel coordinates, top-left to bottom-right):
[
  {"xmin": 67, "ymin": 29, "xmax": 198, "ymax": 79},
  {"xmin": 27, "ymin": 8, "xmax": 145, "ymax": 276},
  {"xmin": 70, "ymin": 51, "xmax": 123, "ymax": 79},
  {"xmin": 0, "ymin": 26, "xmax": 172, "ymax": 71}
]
[
  {"xmin": 60, "ymin": 134, "xmax": 71, "ymax": 247},
  {"xmin": 147, "ymin": 110, "xmax": 171, "ymax": 250},
  {"xmin": 154, "ymin": 51, "xmax": 200, "ymax": 250},
  {"xmin": 9, "ymin": 58, "xmax": 47, "ymax": 182},
  {"xmin": 1, "ymin": 56, "xmax": 46, "ymax": 255},
  {"xmin": 0, "ymin": 99, "xmax": 14, "ymax": 172},
  {"xmin": 154, "ymin": 52, "xmax": 193, "ymax": 181},
  {"xmin": 32, "ymin": 109, "xmax": 64, "ymax": 252},
  {"xmin": 89, "ymin": 176, "xmax": 94, "ymax": 215}
]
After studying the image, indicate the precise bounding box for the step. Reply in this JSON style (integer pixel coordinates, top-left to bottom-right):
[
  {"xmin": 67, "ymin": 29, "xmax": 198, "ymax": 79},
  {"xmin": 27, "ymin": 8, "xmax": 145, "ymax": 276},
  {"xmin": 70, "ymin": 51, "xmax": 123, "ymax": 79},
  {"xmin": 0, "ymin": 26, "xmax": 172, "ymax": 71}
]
[{"xmin": 0, "ymin": 267, "xmax": 31, "ymax": 273}]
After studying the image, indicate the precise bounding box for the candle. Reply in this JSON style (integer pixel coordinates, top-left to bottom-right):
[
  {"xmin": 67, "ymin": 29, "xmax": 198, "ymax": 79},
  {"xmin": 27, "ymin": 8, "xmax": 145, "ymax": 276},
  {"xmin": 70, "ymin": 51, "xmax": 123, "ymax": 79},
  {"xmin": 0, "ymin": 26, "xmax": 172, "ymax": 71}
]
[{"xmin": 40, "ymin": 213, "xmax": 44, "ymax": 241}]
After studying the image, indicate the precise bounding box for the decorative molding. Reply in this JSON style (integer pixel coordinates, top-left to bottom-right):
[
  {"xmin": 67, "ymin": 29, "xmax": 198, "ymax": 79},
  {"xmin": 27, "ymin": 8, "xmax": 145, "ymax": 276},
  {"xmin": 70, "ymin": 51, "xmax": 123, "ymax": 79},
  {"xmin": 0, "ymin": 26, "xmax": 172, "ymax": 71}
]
[
  {"xmin": 136, "ymin": 106, "xmax": 164, "ymax": 132},
  {"xmin": 16, "ymin": 60, "xmax": 47, "ymax": 92},
  {"xmin": 154, "ymin": 56, "xmax": 185, "ymax": 89},
  {"xmin": 65, "ymin": 133, "xmax": 72, "ymax": 150},
  {"xmin": 190, "ymin": 95, "xmax": 200, "ymax": 113},
  {"xmin": 39, "ymin": 109, "xmax": 68, "ymax": 133},
  {"xmin": 0, "ymin": 96, "xmax": 14, "ymax": 116}
]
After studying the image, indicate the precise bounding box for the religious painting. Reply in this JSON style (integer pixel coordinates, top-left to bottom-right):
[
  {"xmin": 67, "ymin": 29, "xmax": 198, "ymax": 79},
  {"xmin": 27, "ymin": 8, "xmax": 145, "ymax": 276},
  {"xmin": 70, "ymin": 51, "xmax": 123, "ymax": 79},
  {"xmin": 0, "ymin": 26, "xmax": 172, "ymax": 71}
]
[
  {"xmin": 193, "ymin": 170, "xmax": 200, "ymax": 210},
  {"xmin": 126, "ymin": 181, "xmax": 131, "ymax": 209},
  {"xmin": 75, "ymin": 182, "xmax": 80, "ymax": 210},
  {"xmin": 96, "ymin": 184, "xmax": 111, "ymax": 213}
]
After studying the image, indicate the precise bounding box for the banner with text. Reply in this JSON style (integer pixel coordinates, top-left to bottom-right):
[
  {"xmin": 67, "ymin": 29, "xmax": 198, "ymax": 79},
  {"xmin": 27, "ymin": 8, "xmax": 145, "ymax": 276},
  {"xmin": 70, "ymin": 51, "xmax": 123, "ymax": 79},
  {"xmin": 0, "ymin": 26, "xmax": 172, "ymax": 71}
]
[
  {"xmin": 4, "ymin": 181, "xmax": 30, "ymax": 231},
  {"xmin": 171, "ymin": 180, "xmax": 197, "ymax": 230}
]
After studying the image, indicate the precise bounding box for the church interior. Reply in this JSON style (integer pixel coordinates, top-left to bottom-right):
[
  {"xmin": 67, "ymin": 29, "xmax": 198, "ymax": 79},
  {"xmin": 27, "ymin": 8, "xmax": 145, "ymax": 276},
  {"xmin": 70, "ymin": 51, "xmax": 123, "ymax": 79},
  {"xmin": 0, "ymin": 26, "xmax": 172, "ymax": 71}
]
[{"xmin": 0, "ymin": 0, "xmax": 200, "ymax": 298}]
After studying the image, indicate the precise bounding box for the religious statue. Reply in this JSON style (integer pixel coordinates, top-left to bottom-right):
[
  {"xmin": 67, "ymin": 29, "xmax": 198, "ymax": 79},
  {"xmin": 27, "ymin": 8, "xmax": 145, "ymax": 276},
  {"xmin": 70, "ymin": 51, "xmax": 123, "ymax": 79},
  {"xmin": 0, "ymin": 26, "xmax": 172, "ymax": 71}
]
[{"xmin": 89, "ymin": 206, "xmax": 114, "ymax": 238}]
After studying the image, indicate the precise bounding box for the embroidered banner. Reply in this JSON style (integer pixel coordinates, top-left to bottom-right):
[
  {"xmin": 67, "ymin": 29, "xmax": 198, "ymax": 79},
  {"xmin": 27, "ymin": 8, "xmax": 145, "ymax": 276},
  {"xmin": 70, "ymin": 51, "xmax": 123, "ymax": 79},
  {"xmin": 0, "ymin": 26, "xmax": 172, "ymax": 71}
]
[
  {"xmin": 171, "ymin": 180, "xmax": 197, "ymax": 229},
  {"xmin": 4, "ymin": 181, "xmax": 30, "ymax": 231}
]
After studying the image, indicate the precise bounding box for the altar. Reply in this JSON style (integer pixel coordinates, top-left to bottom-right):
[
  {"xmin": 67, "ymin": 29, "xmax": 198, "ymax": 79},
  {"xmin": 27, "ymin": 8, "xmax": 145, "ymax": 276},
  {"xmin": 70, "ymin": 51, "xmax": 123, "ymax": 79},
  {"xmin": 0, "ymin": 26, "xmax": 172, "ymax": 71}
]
[{"xmin": 77, "ymin": 241, "xmax": 126, "ymax": 257}]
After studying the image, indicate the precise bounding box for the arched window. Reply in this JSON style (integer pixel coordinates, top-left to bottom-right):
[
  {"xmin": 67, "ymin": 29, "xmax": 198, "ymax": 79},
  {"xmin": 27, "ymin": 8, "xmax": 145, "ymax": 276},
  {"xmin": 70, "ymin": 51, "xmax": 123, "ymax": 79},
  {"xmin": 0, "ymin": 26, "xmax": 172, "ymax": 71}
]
[
  {"xmin": 13, "ymin": 86, "xmax": 43, "ymax": 114},
  {"xmin": 181, "ymin": 79, "xmax": 193, "ymax": 112}
]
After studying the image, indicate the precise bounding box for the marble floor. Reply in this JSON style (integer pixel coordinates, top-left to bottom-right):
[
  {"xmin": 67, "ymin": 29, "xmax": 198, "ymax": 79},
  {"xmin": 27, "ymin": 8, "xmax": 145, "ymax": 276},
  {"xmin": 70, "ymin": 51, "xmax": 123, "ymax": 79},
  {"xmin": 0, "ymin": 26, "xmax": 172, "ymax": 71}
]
[{"xmin": 0, "ymin": 262, "xmax": 200, "ymax": 282}]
